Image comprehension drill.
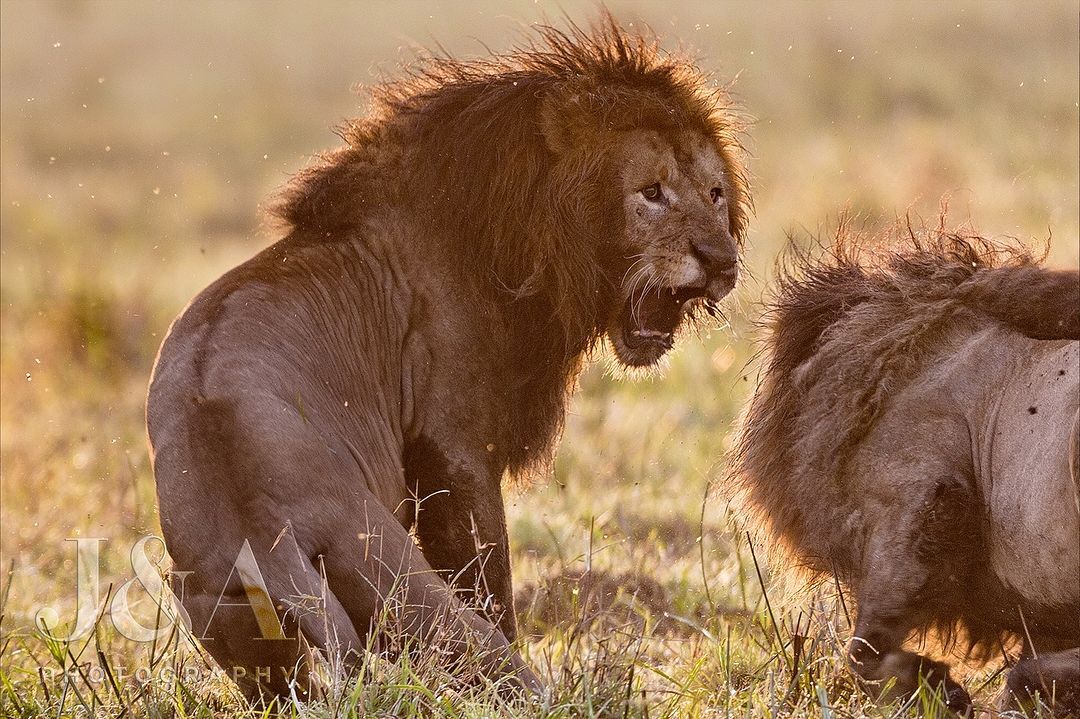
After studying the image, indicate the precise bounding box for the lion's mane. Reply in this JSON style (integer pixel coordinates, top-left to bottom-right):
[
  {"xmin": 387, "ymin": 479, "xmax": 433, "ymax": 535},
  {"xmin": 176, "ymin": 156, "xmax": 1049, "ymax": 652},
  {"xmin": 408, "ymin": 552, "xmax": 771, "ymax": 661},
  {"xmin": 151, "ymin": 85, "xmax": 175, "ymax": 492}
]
[{"xmin": 269, "ymin": 16, "xmax": 751, "ymax": 474}]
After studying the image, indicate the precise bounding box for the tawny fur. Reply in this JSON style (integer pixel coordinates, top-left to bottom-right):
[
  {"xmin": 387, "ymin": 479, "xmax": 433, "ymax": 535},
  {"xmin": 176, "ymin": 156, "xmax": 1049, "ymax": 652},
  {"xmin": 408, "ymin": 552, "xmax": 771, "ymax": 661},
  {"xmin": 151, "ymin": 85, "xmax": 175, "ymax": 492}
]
[{"xmin": 148, "ymin": 15, "xmax": 749, "ymax": 701}]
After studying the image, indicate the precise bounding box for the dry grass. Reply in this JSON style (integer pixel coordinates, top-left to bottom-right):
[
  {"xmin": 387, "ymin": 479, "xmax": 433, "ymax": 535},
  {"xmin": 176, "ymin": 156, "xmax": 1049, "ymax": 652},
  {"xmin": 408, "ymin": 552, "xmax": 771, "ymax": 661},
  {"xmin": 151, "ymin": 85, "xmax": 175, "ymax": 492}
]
[{"xmin": 1, "ymin": 1, "xmax": 1077, "ymax": 716}]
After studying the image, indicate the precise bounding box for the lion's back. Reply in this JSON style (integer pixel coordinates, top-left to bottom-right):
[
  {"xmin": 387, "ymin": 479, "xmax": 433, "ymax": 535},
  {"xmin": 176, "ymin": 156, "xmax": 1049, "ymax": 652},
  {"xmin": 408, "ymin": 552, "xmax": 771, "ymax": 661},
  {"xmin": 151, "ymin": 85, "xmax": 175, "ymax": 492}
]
[{"xmin": 146, "ymin": 232, "xmax": 418, "ymax": 541}]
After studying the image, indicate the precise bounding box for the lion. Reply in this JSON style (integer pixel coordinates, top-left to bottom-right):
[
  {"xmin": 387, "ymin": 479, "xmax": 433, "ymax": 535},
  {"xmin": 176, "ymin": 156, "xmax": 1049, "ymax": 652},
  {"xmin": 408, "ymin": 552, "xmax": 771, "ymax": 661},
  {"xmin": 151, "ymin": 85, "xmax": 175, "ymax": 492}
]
[
  {"xmin": 146, "ymin": 16, "xmax": 749, "ymax": 701},
  {"xmin": 732, "ymin": 223, "xmax": 1079, "ymax": 715}
]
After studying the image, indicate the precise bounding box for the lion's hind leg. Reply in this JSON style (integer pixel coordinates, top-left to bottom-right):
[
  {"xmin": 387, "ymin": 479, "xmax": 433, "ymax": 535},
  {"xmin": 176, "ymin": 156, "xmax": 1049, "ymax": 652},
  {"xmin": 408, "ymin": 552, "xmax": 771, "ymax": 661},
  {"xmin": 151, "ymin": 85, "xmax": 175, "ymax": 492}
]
[{"xmin": 175, "ymin": 531, "xmax": 364, "ymax": 704}]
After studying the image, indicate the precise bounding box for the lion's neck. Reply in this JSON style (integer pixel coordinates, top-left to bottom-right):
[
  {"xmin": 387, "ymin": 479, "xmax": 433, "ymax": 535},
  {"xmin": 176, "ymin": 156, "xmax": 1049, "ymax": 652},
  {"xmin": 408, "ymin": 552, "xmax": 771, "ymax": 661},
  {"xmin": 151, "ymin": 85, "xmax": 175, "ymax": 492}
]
[{"xmin": 494, "ymin": 290, "xmax": 599, "ymax": 477}]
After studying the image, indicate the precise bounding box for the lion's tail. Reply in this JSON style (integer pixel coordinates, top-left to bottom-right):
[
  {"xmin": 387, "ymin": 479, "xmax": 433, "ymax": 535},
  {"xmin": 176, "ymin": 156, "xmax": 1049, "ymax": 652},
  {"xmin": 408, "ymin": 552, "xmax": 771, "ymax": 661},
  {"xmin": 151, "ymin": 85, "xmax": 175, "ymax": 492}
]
[{"xmin": 961, "ymin": 267, "xmax": 1080, "ymax": 341}]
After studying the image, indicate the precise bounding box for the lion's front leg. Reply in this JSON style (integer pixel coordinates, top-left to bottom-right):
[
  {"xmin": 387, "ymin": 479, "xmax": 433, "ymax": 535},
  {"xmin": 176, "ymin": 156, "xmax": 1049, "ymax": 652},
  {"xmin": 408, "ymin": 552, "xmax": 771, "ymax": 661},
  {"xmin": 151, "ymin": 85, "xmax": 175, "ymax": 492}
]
[
  {"xmin": 849, "ymin": 621, "xmax": 970, "ymax": 714},
  {"xmin": 415, "ymin": 484, "xmax": 516, "ymax": 641},
  {"xmin": 1003, "ymin": 647, "xmax": 1080, "ymax": 714},
  {"xmin": 848, "ymin": 510, "xmax": 973, "ymax": 715},
  {"xmin": 405, "ymin": 437, "xmax": 518, "ymax": 641}
]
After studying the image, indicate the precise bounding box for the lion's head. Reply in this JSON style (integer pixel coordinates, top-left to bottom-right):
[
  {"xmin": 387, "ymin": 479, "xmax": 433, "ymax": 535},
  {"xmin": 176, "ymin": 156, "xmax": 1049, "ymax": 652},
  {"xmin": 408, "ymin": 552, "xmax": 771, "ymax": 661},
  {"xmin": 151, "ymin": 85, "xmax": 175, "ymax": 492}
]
[
  {"xmin": 602, "ymin": 128, "xmax": 742, "ymax": 366},
  {"xmin": 528, "ymin": 22, "xmax": 750, "ymax": 368},
  {"xmin": 274, "ymin": 16, "xmax": 749, "ymax": 373}
]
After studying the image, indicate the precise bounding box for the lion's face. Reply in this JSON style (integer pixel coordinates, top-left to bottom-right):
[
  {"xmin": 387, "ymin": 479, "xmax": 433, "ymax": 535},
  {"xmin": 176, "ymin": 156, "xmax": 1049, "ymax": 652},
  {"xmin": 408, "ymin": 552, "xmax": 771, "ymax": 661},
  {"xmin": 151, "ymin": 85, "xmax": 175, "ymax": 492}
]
[{"xmin": 607, "ymin": 129, "xmax": 740, "ymax": 367}]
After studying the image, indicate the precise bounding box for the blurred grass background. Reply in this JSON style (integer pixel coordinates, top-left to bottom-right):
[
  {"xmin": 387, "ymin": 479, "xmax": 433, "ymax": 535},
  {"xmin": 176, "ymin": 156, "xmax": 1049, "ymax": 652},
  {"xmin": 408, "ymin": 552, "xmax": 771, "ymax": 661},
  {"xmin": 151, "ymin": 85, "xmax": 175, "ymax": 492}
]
[{"xmin": 1, "ymin": 1, "xmax": 1077, "ymax": 716}]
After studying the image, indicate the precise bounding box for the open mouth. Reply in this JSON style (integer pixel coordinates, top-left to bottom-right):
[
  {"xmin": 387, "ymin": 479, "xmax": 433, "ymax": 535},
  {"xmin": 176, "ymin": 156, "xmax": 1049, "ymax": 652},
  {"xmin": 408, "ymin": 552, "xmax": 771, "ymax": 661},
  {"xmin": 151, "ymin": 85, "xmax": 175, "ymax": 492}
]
[{"xmin": 610, "ymin": 285, "xmax": 709, "ymax": 367}]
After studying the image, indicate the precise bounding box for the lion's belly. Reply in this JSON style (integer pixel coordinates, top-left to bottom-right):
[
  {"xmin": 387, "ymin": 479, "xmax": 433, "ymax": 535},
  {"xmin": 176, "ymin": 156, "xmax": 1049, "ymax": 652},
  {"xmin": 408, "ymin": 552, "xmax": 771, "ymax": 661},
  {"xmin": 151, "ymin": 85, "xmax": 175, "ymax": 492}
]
[{"xmin": 985, "ymin": 340, "xmax": 1080, "ymax": 607}]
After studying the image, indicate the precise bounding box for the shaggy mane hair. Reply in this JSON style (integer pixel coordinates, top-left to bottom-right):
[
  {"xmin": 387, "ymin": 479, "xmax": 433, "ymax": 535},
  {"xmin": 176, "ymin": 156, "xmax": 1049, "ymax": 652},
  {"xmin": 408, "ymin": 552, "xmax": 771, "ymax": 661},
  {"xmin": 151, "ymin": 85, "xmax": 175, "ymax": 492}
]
[
  {"xmin": 267, "ymin": 14, "xmax": 750, "ymax": 474},
  {"xmin": 759, "ymin": 222, "xmax": 1075, "ymax": 474}
]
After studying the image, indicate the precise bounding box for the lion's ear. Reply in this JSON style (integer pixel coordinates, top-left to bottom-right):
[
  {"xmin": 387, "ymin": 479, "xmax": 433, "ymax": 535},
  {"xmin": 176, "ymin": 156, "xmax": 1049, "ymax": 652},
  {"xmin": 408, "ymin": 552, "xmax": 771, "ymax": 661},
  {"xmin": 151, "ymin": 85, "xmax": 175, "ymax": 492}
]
[{"xmin": 539, "ymin": 89, "xmax": 595, "ymax": 155}]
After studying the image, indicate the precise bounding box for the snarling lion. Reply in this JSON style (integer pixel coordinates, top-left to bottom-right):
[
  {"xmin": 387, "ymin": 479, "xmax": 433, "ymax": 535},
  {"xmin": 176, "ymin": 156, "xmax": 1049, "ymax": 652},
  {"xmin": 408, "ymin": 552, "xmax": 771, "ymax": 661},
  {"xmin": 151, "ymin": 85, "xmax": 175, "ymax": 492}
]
[
  {"xmin": 147, "ymin": 16, "xmax": 749, "ymax": 700},
  {"xmin": 733, "ymin": 224, "xmax": 1079, "ymax": 714}
]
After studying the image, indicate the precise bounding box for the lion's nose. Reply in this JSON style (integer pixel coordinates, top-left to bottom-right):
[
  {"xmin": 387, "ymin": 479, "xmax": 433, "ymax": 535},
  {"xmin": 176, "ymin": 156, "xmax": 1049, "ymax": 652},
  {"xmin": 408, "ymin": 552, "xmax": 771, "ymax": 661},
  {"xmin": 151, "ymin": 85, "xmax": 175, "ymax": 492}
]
[{"xmin": 690, "ymin": 238, "xmax": 738, "ymax": 280}]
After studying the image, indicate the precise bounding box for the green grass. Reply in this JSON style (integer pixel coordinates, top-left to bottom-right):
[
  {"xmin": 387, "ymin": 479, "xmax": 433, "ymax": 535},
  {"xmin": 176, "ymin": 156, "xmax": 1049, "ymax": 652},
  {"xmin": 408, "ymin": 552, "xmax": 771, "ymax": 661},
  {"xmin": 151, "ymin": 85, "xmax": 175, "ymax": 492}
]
[{"xmin": 1, "ymin": 1, "xmax": 1077, "ymax": 716}]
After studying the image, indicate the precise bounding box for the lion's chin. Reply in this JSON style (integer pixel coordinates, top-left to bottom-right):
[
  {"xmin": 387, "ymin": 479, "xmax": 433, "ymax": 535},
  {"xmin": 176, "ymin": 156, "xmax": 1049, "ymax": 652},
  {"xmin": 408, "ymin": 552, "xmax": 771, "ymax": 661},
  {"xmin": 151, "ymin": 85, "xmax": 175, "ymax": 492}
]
[
  {"xmin": 607, "ymin": 286, "xmax": 709, "ymax": 368},
  {"xmin": 609, "ymin": 326, "xmax": 674, "ymax": 367}
]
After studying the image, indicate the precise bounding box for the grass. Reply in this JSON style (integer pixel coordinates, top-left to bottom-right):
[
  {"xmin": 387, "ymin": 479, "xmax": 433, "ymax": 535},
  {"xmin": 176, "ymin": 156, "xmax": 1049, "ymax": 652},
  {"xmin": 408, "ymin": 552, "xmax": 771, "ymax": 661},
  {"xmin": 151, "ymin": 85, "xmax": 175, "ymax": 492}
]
[{"xmin": 1, "ymin": 1, "xmax": 1077, "ymax": 716}]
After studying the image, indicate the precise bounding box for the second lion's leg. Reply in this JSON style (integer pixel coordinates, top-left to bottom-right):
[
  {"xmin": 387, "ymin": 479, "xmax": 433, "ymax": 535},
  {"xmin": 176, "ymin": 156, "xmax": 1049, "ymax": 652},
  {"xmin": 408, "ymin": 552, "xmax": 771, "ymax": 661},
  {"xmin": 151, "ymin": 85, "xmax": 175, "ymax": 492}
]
[
  {"xmin": 849, "ymin": 608, "xmax": 970, "ymax": 713},
  {"xmin": 849, "ymin": 514, "xmax": 973, "ymax": 713},
  {"xmin": 1003, "ymin": 647, "xmax": 1080, "ymax": 714}
]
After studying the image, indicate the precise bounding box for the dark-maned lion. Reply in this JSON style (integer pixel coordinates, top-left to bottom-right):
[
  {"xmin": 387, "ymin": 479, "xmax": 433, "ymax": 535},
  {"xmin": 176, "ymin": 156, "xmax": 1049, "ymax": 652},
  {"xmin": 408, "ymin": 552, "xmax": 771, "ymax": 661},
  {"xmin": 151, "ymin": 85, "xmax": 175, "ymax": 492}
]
[
  {"xmin": 147, "ymin": 17, "xmax": 749, "ymax": 700},
  {"xmin": 733, "ymin": 226, "xmax": 1079, "ymax": 714}
]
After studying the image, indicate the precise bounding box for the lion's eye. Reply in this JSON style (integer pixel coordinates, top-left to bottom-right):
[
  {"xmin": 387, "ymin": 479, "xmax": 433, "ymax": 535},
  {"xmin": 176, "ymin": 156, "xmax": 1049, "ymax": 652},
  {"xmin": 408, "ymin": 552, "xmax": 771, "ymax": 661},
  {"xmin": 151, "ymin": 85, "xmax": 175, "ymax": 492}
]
[
  {"xmin": 710, "ymin": 187, "xmax": 724, "ymax": 203},
  {"xmin": 640, "ymin": 183, "xmax": 663, "ymax": 202}
]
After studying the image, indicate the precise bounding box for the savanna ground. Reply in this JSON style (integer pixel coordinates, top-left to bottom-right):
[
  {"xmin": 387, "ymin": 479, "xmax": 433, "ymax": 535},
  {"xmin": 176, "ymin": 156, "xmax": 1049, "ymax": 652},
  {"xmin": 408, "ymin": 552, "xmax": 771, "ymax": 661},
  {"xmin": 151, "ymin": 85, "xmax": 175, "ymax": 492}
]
[{"xmin": 1, "ymin": 2, "xmax": 1077, "ymax": 717}]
